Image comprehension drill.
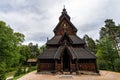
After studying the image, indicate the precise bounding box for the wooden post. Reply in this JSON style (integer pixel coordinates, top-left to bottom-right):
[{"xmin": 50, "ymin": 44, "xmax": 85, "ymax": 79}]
[
  {"xmin": 70, "ymin": 59, "xmax": 72, "ymax": 74},
  {"xmin": 61, "ymin": 58, "xmax": 63, "ymax": 73},
  {"xmin": 95, "ymin": 60, "xmax": 99, "ymax": 74},
  {"xmin": 55, "ymin": 60, "xmax": 57, "ymax": 73},
  {"xmin": 76, "ymin": 59, "xmax": 79, "ymax": 74}
]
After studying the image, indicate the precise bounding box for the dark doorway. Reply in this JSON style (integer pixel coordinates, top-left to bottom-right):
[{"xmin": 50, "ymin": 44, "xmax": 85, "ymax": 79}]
[{"xmin": 63, "ymin": 49, "xmax": 70, "ymax": 71}]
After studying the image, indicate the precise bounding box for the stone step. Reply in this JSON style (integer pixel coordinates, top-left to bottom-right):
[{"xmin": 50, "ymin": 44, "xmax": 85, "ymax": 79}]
[
  {"xmin": 63, "ymin": 71, "xmax": 71, "ymax": 75},
  {"xmin": 59, "ymin": 75, "xmax": 73, "ymax": 78}
]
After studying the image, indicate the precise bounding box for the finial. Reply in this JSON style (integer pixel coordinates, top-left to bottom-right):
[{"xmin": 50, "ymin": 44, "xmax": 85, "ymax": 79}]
[
  {"xmin": 63, "ymin": 5, "xmax": 65, "ymax": 9},
  {"xmin": 62, "ymin": 5, "xmax": 67, "ymax": 14}
]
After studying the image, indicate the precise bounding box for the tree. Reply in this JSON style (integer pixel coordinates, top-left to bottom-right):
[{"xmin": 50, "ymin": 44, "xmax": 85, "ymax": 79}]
[
  {"xmin": 39, "ymin": 45, "xmax": 46, "ymax": 54},
  {"xmin": 97, "ymin": 19, "xmax": 120, "ymax": 71},
  {"xmin": 0, "ymin": 62, "xmax": 6, "ymax": 80},
  {"xmin": 0, "ymin": 21, "xmax": 24, "ymax": 79},
  {"xmin": 19, "ymin": 45, "xmax": 31, "ymax": 65},
  {"xmin": 114, "ymin": 58, "xmax": 120, "ymax": 72},
  {"xmin": 96, "ymin": 36, "xmax": 118, "ymax": 70},
  {"xmin": 100, "ymin": 19, "xmax": 120, "ymax": 57},
  {"xmin": 28, "ymin": 43, "xmax": 40, "ymax": 58},
  {"xmin": 83, "ymin": 34, "xmax": 97, "ymax": 53}
]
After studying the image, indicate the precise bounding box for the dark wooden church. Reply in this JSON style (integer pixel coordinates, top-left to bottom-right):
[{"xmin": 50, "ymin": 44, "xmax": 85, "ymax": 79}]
[{"xmin": 37, "ymin": 8, "xmax": 99, "ymax": 74}]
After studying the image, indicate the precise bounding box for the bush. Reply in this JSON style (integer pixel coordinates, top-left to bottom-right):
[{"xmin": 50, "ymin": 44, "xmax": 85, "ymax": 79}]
[
  {"xmin": 14, "ymin": 67, "xmax": 24, "ymax": 77},
  {"xmin": 114, "ymin": 58, "xmax": 120, "ymax": 72},
  {"xmin": 0, "ymin": 73, "xmax": 6, "ymax": 80},
  {"xmin": 27, "ymin": 66, "xmax": 36, "ymax": 73},
  {"xmin": 98, "ymin": 60, "xmax": 108, "ymax": 70},
  {"xmin": 0, "ymin": 63, "xmax": 6, "ymax": 80}
]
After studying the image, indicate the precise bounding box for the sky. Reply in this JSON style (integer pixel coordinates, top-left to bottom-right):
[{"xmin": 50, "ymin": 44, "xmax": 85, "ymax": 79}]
[{"xmin": 0, "ymin": 0, "xmax": 120, "ymax": 46}]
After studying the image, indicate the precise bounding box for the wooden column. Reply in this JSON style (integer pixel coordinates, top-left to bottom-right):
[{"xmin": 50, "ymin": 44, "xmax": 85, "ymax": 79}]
[
  {"xmin": 95, "ymin": 60, "xmax": 99, "ymax": 73},
  {"xmin": 70, "ymin": 59, "xmax": 72, "ymax": 74},
  {"xmin": 76, "ymin": 59, "xmax": 79, "ymax": 74},
  {"xmin": 61, "ymin": 58, "xmax": 63, "ymax": 73},
  {"xmin": 55, "ymin": 60, "xmax": 57, "ymax": 73}
]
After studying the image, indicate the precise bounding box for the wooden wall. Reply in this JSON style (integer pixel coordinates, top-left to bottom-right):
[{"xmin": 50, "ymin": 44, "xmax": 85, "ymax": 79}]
[
  {"xmin": 37, "ymin": 59, "xmax": 55, "ymax": 72},
  {"xmin": 37, "ymin": 59, "xmax": 97, "ymax": 72},
  {"xmin": 79, "ymin": 63, "xmax": 95, "ymax": 71},
  {"xmin": 78, "ymin": 59, "xmax": 96, "ymax": 71}
]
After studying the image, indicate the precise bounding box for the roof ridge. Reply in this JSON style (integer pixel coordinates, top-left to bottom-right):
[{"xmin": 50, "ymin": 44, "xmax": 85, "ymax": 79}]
[
  {"xmin": 69, "ymin": 46, "xmax": 78, "ymax": 59},
  {"xmin": 54, "ymin": 46, "xmax": 64, "ymax": 59}
]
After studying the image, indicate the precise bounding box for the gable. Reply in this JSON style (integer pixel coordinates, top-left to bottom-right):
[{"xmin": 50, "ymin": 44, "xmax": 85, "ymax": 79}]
[
  {"xmin": 59, "ymin": 33, "xmax": 72, "ymax": 44},
  {"xmin": 54, "ymin": 12, "xmax": 77, "ymax": 36}
]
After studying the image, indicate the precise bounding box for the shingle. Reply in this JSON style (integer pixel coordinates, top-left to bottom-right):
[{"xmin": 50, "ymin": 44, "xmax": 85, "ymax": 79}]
[
  {"xmin": 46, "ymin": 36, "xmax": 62, "ymax": 45},
  {"xmin": 54, "ymin": 46, "xmax": 65, "ymax": 59},
  {"xmin": 38, "ymin": 47, "xmax": 58, "ymax": 59},
  {"xmin": 38, "ymin": 46, "xmax": 96, "ymax": 59},
  {"xmin": 69, "ymin": 35, "xmax": 85, "ymax": 44},
  {"xmin": 67, "ymin": 46, "xmax": 77, "ymax": 59},
  {"xmin": 73, "ymin": 47, "xmax": 96, "ymax": 59}
]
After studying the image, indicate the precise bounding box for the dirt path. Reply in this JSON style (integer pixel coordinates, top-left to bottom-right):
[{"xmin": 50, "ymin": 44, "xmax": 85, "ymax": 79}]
[{"xmin": 18, "ymin": 70, "xmax": 120, "ymax": 80}]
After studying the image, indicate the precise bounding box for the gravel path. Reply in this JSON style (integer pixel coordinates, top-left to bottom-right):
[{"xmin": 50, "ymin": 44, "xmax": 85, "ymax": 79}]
[{"xmin": 18, "ymin": 70, "xmax": 120, "ymax": 80}]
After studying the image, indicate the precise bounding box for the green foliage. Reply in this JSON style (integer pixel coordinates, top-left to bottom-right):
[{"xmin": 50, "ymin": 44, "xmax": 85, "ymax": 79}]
[
  {"xmin": 97, "ymin": 60, "xmax": 108, "ymax": 70},
  {"xmin": 100, "ymin": 19, "xmax": 120, "ymax": 56},
  {"xmin": 39, "ymin": 45, "xmax": 46, "ymax": 54},
  {"xmin": 29, "ymin": 43, "xmax": 40, "ymax": 58},
  {"xmin": 97, "ymin": 19, "xmax": 120, "ymax": 71},
  {"xmin": 27, "ymin": 66, "xmax": 37, "ymax": 73},
  {"xmin": 0, "ymin": 21, "xmax": 24, "ymax": 75},
  {"xmin": 83, "ymin": 34, "xmax": 97, "ymax": 53},
  {"xmin": 0, "ymin": 62, "xmax": 6, "ymax": 80},
  {"xmin": 19, "ymin": 45, "xmax": 31, "ymax": 65},
  {"xmin": 14, "ymin": 67, "xmax": 24, "ymax": 77},
  {"xmin": 114, "ymin": 58, "xmax": 120, "ymax": 72},
  {"xmin": 96, "ymin": 36, "xmax": 118, "ymax": 70}
]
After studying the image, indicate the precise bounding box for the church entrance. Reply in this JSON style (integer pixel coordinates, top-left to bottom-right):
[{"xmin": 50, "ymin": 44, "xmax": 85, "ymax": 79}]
[{"xmin": 63, "ymin": 49, "xmax": 70, "ymax": 71}]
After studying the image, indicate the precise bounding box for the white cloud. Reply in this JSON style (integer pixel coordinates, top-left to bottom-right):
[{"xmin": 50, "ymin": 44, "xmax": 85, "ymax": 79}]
[{"xmin": 0, "ymin": 0, "xmax": 120, "ymax": 46}]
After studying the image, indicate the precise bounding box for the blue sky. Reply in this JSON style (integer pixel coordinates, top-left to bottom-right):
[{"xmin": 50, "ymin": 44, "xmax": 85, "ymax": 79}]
[{"xmin": 0, "ymin": 0, "xmax": 120, "ymax": 46}]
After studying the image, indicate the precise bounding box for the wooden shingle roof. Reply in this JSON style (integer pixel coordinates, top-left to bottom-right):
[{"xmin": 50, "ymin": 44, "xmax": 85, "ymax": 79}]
[
  {"xmin": 38, "ymin": 47, "xmax": 58, "ymax": 59},
  {"xmin": 73, "ymin": 47, "xmax": 96, "ymax": 59},
  {"xmin": 46, "ymin": 35, "xmax": 62, "ymax": 45},
  {"xmin": 69, "ymin": 35, "xmax": 85, "ymax": 44},
  {"xmin": 46, "ymin": 35, "xmax": 85, "ymax": 45},
  {"xmin": 38, "ymin": 46, "xmax": 96, "ymax": 59}
]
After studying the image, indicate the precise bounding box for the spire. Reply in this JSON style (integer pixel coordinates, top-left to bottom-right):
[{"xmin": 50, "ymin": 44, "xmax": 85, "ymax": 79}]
[
  {"xmin": 64, "ymin": 5, "xmax": 65, "ymax": 9},
  {"xmin": 59, "ymin": 5, "xmax": 70, "ymax": 21},
  {"xmin": 62, "ymin": 5, "xmax": 67, "ymax": 14}
]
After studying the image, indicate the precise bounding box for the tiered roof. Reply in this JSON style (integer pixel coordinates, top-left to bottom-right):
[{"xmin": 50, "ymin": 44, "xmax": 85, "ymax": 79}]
[{"xmin": 38, "ymin": 8, "xmax": 96, "ymax": 60}]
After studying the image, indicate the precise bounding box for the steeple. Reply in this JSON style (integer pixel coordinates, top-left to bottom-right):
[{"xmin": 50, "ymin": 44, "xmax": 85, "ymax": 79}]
[
  {"xmin": 62, "ymin": 5, "xmax": 67, "ymax": 14},
  {"xmin": 54, "ymin": 7, "xmax": 77, "ymax": 35},
  {"xmin": 59, "ymin": 6, "xmax": 70, "ymax": 21}
]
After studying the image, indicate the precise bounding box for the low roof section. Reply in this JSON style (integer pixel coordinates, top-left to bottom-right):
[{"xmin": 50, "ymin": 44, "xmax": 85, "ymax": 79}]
[
  {"xmin": 38, "ymin": 46, "xmax": 96, "ymax": 60},
  {"xmin": 46, "ymin": 35, "xmax": 85, "ymax": 45}
]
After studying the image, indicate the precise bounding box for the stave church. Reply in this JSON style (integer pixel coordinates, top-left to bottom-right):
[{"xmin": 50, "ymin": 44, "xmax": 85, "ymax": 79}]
[{"xmin": 37, "ymin": 7, "xmax": 99, "ymax": 74}]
